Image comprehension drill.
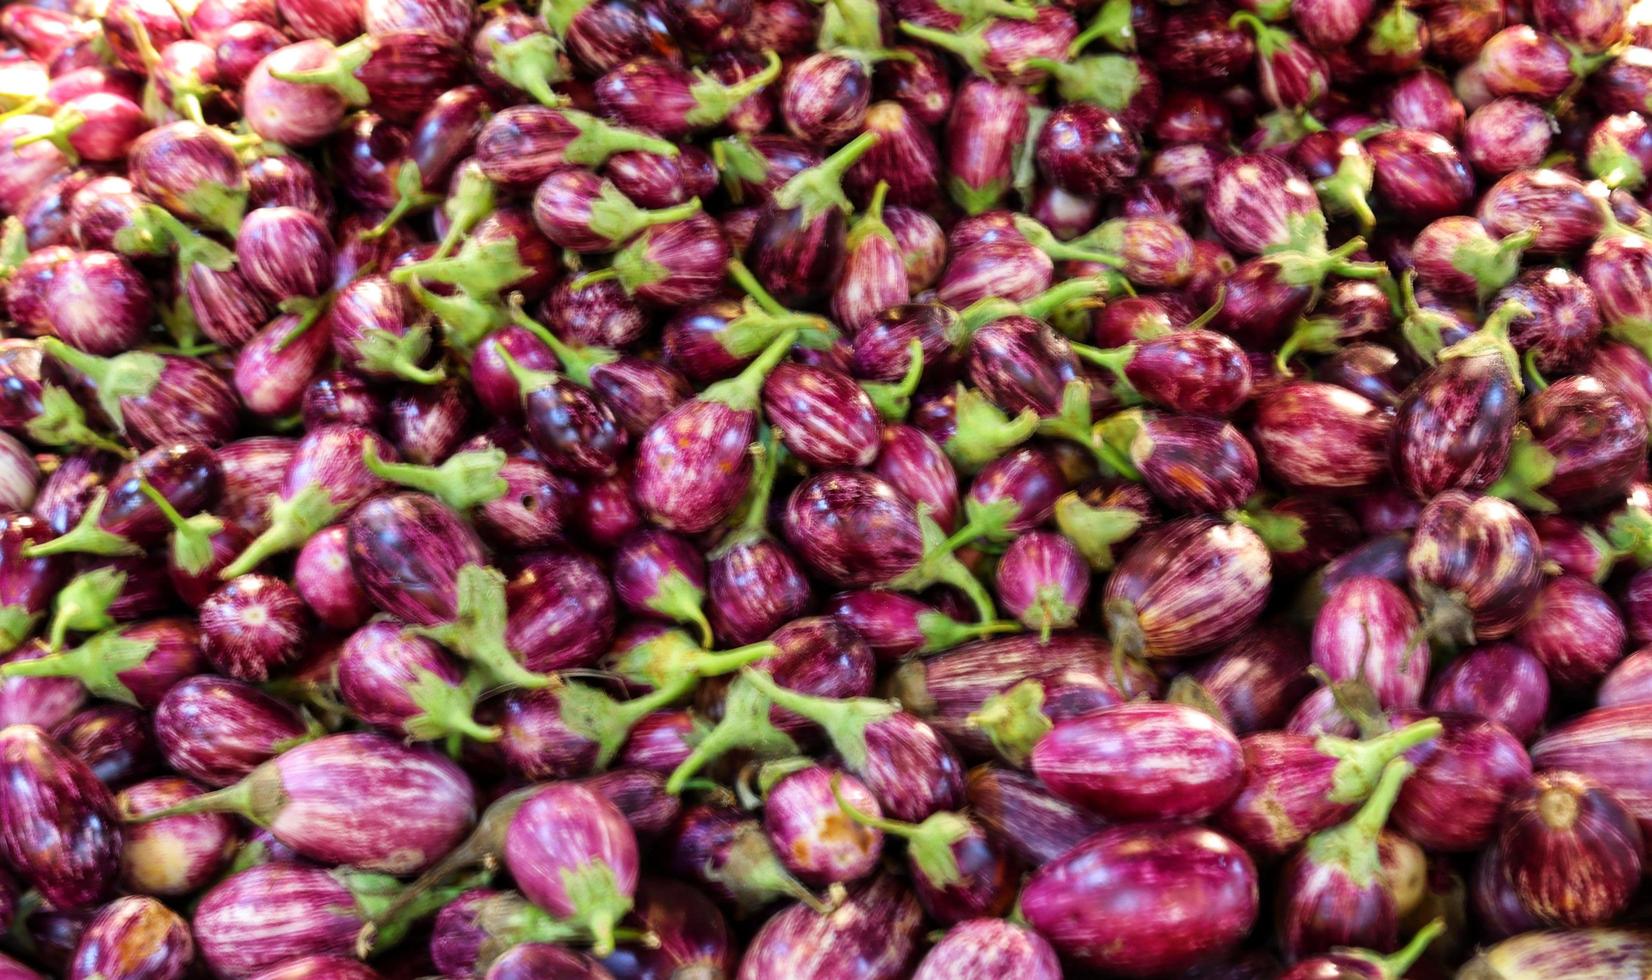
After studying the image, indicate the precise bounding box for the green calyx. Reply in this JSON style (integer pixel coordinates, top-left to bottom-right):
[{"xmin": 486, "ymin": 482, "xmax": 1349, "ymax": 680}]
[
  {"xmin": 1023, "ymin": 581, "xmax": 1080, "ymax": 641},
  {"xmin": 1092, "ymin": 408, "xmax": 1146, "ymax": 481},
  {"xmin": 437, "ymin": 167, "xmax": 497, "ymax": 259},
  {"xmin": 711, "ymin": 822, "xmax": 829, "ymax": 913},
  {"xmin": 558, "ymin": 676, "xmax": 695, "ymax": 770},
  {"xmin": 589, "ymin": 186, "xmax": 703, "ymax": 252},
  {"xmin": 820, "ymin": 0, "xmax": 896, "ymax": 57},
  {"xmin": 540, "ymin": 0, "xmax": 596, "ymax": 37},
  {"xmin": 645, "ymin": 569, "xmax": 716, "ymax": 648},
  {"xmin": 405, "ymin": 564, "xmax": 554, "ymax": 692},
  {"xmin": 698, "ymin": 326, "xmax": 799, "ymax": 412},
  {"xmin": 725, "ymin": 259, "xmax": 840, "ymax": 354},
  {"xmin": 966, "ymin": 678, "xmax": 1052, "ymax": 766},
  {"xmin": 1346, "ymin": 920, "xmax": 1446, "ymax": 980},
  {"xmin": 393, "ymin": 238, "xmax": 532, "ymax": 302},
  {"xmin": 890, "ymin": 507, "xmax": 999, "ymax": 623},
  {"xmin": 559, "ymin": 859, "xmax": 632, "ymax": 957},
  {"xmin": 739, "ymin": 667, "xmax": 899, "ymax": 772},
  {"xmin": 562, "ymin": 108, "xmax": 678, "ymax": 167},
  {"xmin": 1438, "ymin": 298, "xmax": 1529, "ymax": 395},
  {"xmin": 915, "ymin": 612, "xmax": 1021, "ymax": 653},
  {"xmin": 712, "ymin": 135, "xmax": 768, "ymax": 204},
  {"xmin": 1274, "ymin": 316, "xmax": 1342, "ymax": 375},
  {"xmin": 139, "ymin": 478, "xmax": 222, "ymax": 577},
  {"xmin": 403, "ymin": 669, "xmax": 501, "ymax": 745},
  {"xmin": 1267, "ymin": 237, "xmax": 1383, "ymax": 289},
  {"xmin": 493, "ymin": 339, "xmax": 567, "ymax": 404},
  {"xmin": 506, "ymin": 298, "xmax": 619, "ymax": 389},
  {"xmin": 612, "ymin": 630, "xmax": 777, "ymax": 692},
  {"xmin": 1451, "ymin": 226, "xmax": 1536, "ymax": 304},
  {"xmin": 44, "ymin": 568, "xmax": 125, "ymax": 651},
  {"xmin": 944, "ymin": 386, "xmax": 1039, "ymax": 474},
  {"xmin": 468, "ymin": 892, "xmax": 591, "ymax": 968},
  {"xmin": 23, "ymin": 489, "xmax": 139, "ymax": 559},
  {"xmin": 1053, "ymin": 490, "xmax": 1143, "ymax": 571},
  {"xmin": 363, "ymin": 162, "xmax": 440, "ymax": 241},
  {"xmin": 1607, "ymin": 504, "xmax": 1652, "ymax": 569},
  {"xmin": 218, "ymin": 481, "xmax": 341, "ymax": 579},
  {"xmin": 941, "ymin": 0, "xmax": 1040, "ymax": 28},
  {"xmin": 1027, "ymin": 54, "xmax": 1142, "ymax": 113},
  {"xmin": 0, "ymin": 627, "xmax": 156, "ymax": 705},
  {"xmin": 1304, "ymin": 757, "xmax": 1413, "ymax": 885},
  {"xmin": 1367, "ymin": 1, "xmax": 1424, "ymax": 57},
  {"xmin": 11, "ymin": 105, "xmax": 85, "ymax": 163},
  {"xmin": 686, "ymin": 50, "xmax": 782, "ymax": 128},
  {"xmin": 0, "ymin": 216, "xmax": 25, "ymax": 277},
  {"xmin": 1227, "ymin": 10, "xmax": 1294, "ymax": 59},
  {"xmin": 363, "ymin": 441, "xmax": 508, "ymax": 513},
  {"xmin": 958, "ymin": 275, "xmax": 1115, "ymax": 337},
  {"xmin": 1398, "ymin": 271, "xmax": 1454, "ymax": 365},
  {"xmin": 665, "ymin": 674, "xmax": 799, "ymax": 793},
  {"xmin": 845, "ymin": 180, "xmax": 894, "ymax": 253},
  {"xmin": 1321, "ymin": 717, "xmax": 1442, "ymax": 805},
  {"xmin": 347, "ymin": 869, "xmax": 487, "ymax": 957},
  {"xmin": 1012, "ymin": 215, "xmax": 1127, "ymax": 269},
  {"xmin": 1488, "ymin": 427, "xmax": 1559, "ymax": 514},
  {"xmin": 0, "ymin": 605, "xmax": 40, "ymax": 654},
  {"xmin": 832, "ymin": 775, "xmax": 969, "ymax": 887},
  {"xmin": 1227, "ymin": 500, "xmax": 1308, "ymax": 554},
  {"xmin": 269, "ymin": 35, "xmax": 373, "ymax": 106},
  {"xmin": 948, "ymin": 173, "xmax": 1009, "ymax": 216},
  {"xmin": 772, "ymin": 131, "xmax": 881, "ymax": 223},
  {"xmin": 1314, "ymin": 147, "xmax": 1377, "ymax": 233},
  {"xmin": 861, "ymin": 337, "xmax": 925, "ymax": 421},
  {"xmin": 405, "ymin": 279, "xmax": 503, "ymax": 354},
  {"xmin": 114, "ymin": 203, "xmax": 235, "ymax": 271},
  {"xmin": 943, "ymin": 494, "xmax": 1021, "ymax": 554},
  {"xmin": 179, "ymin": 175, "xmax": 247, "ymax": 237},
  {"xmin": 1070, "ymin": 0, "xmax": 1137, "ymax": 54},
  {"xmin": 1165, "ymin": 674, "xmax": 1231, "ymax": 725},
  {"xmin": 490, "ymin": 33, "xmax": 572, "ymax": 109},
  {"xmin": 36, "ymin": 338, "xmax": 165, "ymax": 434},
  {"xmin": 352, "ymin": 324, "xmax": 446, "ymax": 385},
  {"xmin": 1590, "ymin": 134, "xmax": 1647, "ymax": 191}
]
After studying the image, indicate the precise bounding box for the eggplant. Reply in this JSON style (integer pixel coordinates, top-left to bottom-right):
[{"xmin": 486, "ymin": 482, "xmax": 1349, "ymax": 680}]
[
  {"xmin": 115, "ymin": 777, "xmax": 240, "ymax": 897},
  {"xmin": 1427, "ymin": 642, "xmax": 1550, "ymax": 742},
  {"xmin": 763, "ymin": 764, "xmax": 883, "ymax": 886},
  {"xmin": 68, "ymin": 896, "xmax": 193, "ymax": 980},
  {"xmin": 1104, "ymin": 516, "xmax": 1272, "ymax": 660},
  {"xmin": 1458, "ymin": 929, "xmax": 1652, "ymax": 980},
  {"xmin": 1311, "ymin": 577, "xmax": 1428, "ymax": 710},
  {"xmin": 1021, "ymin": 822, "xmax": 1259, "ymax": 976},
  {"xmin": 736, "ymin": 874, "xmax": 925, "ymax": 980},
  {"xmin": 51, "ymin": 702, "xmax": 158, "ymax": 790},
  {"xmin": 0, "ymin": 617, "xmax": 203, "ymax": 709},
  {"xmin": 127, "ymin": 731, "xmax": 475, "ymax": 875},
  {"xmin": 1499, "ymin": 770, "xmax": 1643, "ymax": 927},
  {"xmin": 0, "ymin": 724, "xmax": 121, "ymax": 910},
  {"xmin": 832, "ymin": 789, "xmax": 1014, "ymax": 925},
  {"xmin": 1390, "ymin": 710, "xmax": 1532, "ymax": 852},
  {"xmin": 36, "ymin": 341, "xmax": 240, "ymax": 449},
  {"xmin": 912, "ymin": 919, "xmax": 1061, "ymax": 980},
  {"xmin": 1407, "ymin": 491, "xmax": 1541, "ymax": 646},
  {"xmin": 994, "ymin": 531, "xmax": 1088, "ymax": 639},
  {"xmin": 153, "ymin": 676, "xmax": 311, "ymax": 788},
  {"xmin": 503, "ymin": 783, "xmax": 638, "ymax": 955},
  {"xmin": 337, "ymin": 620, "xmax": 496, "ymax": 745},
  {"xmin": 201, "ymin": 574, "xmax": 312, "ymax": 681}
]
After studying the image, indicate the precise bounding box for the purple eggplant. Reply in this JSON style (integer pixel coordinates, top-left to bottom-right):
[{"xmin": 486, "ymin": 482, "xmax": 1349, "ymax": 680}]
[
  {"xmin": 293, "ymin": 525, "xmax": 372, "ymax": 631},
  {"xmin": 1104, "ymin": 515, "xmax": 1272, "ymax": 660},
  {"xmin": 665, "ymin": 804, "xmax": 824, "ymax": 913},
  {"xmin": 600, "ymin": 878, "xmax": 733, "ymax": 980},
  {"xmin": 115, "ymin": 777, "xmax": 239, "ymax": 897},
  {"xmin": 1500, "ymin": 770, "xmax": 1643, "ymax": 926},
  {"xmin": 1033, "ymin": 701, "xmax": 1244, "ymax": 821},
  {"xmin": 1427, "ymin": 642, "xmax": 1549, "ymax": 742},
  {"xmin": 153, "ymin": 676, "xmax": 313, "ymax": 788},
  {"xmin": 0, "ymin": 617, "xmax": 203, "ymax": 709},
  {"xmin": 127, "ymin": 121, "xmax": 246, "ymax": 234},
  {"xmin": 1516, "ymin": 576, "xmax": 1627, "ymax": 689},
  {"xmin": 1407, "ymin": 490, "xmax": 1541, "ymax": 646},
  {"xmin": 994, "ymin": 531, "xmax": 1087, "ymax": 639},
  {"xmin": 736, "ymin": 874, "xmax": 925, "ymax": 980},
  {"xmin": 912, "ymin": 919, "xmax": 1061, "ymax": 980},
  {"xmin": 1390, "ymin": 709, "xmax": 1532, "ymax": 852},
  {"xmin": 0, "ymin": 724, "xmax": 121, "ymax": 909},
  {"xmin": 128, "ymin": 731, "xmax": 475, "ymax": 875},
  {"xmin": 68, "ymin": 896, "xmax": 193, "ymax": 980},
  {"xmin": 337, "ymin": 620, "xmax": 496, "ymax": 745},
  {"xmin": 1021, "ymin": 822, "xmax": 1259, "ymax": 976},
  {"xmin": 200, "ymin": 574, "xmax": 312, "ymax": 681},
  {"xmin": 763, "ymin": 764, "xmax": 883, "ymax": 886},
  {"xmin": 1459, "ymin": 929, "xmax": 1652, "ymax": 980},
  {"xmin": 612, "ymin": 529, "xmax": 714, "ymax": 647},
  {"xmin": 1312, "ymin": 577, "xmax": 1428, "ymax": 710},
  {"xmin": 326, "ymin": 274, "xmax": 443, "ymax": 385},
  {"xmin": 707, "ymin": 437, "xmax": 812, "ymax": 646},
  {"xmin": 36, "ymin": 341, "xmax": 239, "ymax": 449},
  {"xmin": 51, "ymin": 702, "xmax": 158, "ymax": 790},
  {"xmin": 965, "ymin": 764, "xmax": 1108, "ymax": 866},
  {"xmin": 41, "ymin": 250, "xmax": 152, "ymax": 357},
  {"xmin": 1278, "ymin": 758, "xmax": 1413, "ymax": 960},
  {"xmin": 503, "ymin": 783, "xmax": 638, "ymax": 955},
  {"xmin": 0, "ymin": 513, "xmax": 70, "ymax": 652}
]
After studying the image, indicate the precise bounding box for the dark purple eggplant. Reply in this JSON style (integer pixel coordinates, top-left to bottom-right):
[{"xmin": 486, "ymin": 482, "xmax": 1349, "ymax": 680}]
[
  {"xmin": 127, "ymin": 731, "xmax": 475, "ymax": 875},
  {"xmin": 749, "ymin": 131, "xmax": 880, "ymax": 304},
  {"xmin": 0, "ymin": 617, "xmax": 203, "ymax": 709},
  {"xmin": 51, "ymin": 702, "xmax": 157, "ymax": 789},
  {"xmin": 0, "ymin": 513, "xmax": 70, "ymax": 652},
  {"xmin": 36, "ymin": 341, "xmax": 240, "ymax": 449},
  {"xmin": 0, "ymin": 724, "xmax": 121, "ymax": 909},
  {"xmin": 115, "ymin": 777, "xmax": 239, "ymax": 897},
  {"xmin": 964, "ymin": 764, "xmax": 1108, "ymax": 867},
  {"xmin": 1021, "ymin": 822, "xmax": 1259, "ymax": 976},
  {"xmin": 1427, "ymin": 641, "xmax": 1549, "ymax": 742}
]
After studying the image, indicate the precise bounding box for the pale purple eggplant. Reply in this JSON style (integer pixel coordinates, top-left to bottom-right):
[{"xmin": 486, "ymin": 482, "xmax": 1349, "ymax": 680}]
[
  {"xmin": 605, "ymin": 146, "xmax": 717, "ymax": 211},
  {"xmin": 234, "ymin": 208, "xmax": 333, "ymax": 310},
  {"xmin": 41, "ymin": 250, "xmax": 152, "ymax": 357},
  {"xmin": 1515, "ymin": 576, "xmax": 1626, "ymax": 689},
  {"xmin": 1464, "ymin": 97, "xmax": 1552, "ymax": 176},
  {"xmin": 964, "ymin": 764, "xmax": 1108, "ymax": 866},
  {"xmin": 326, "ymin": 274, "xmax": 442, "ymax": 385},
  {"xmin": 1104, "ymin": 515, "xmax": 1272, "ymax": 660},
  {"xmin": 1407, "ymin": 491, "xmax": 1541, "ymax": 646},
  {"xmin": 1277, "ymin": 758, "xmax": 1413, "ymax": 961},
  {"xmin": 248, "ymin": 958, "xmax": 381, "ymax": 980},
  {"xmin": 994, "ymin": 531, "xmax": 1087, "ymax": 639},
  {"xmin": 115, "ymin": 777, "xmax": 239, "ymax": 897},
  {"xmin": 1590, "ymin": 112, "xmax": 1652, "ymax": 191},
  {"xmin": 1389, "ymin": 709, "xmax": 1532, "ymax": 852},
  {"xmin": 1279, "ymin": 922, "xmax": 1446, "ymax": 980},
  {"xmin": 1478, "ymin": 168, "xmax": 1607, "ymax": 256},
  {"xmin": 503, "ymin": 783, "xmax": 638, "ymax": 955},
  {"xmin": 883, "ymin": 206, "xmax": 947, "ymax": 291},
  {"xmin": 1533, "ymin": 704, "xmax": 1652, "ymax": 839},
  {"xmin": 0, "ymin": 724, "xmax": 120, "ymax": 909},
  {"xmin": 219, "ymin": 424, "xmax": 393, "ymax": 578},
  {"xmin": 0, "ymin": 617, "xmax": 203, "ymax": 709},
  {"xmin": 127, "ymin": 121, "xmax": 246, "ymax": 234},
  {"xmin": 501, "ymin": 550, "xmax": 616, "ymax": 674},
  {"xmin": 1113, "ymin": 410, "xmax": 1259, "ymax": 514},
  {"xmin": 1366, "ymin": 127, "xmax": 1475, "ymax": 222},
  {"xmin": 1495, "ymin": 266, "xmax": 1604, "ymax": 376},
  {"xmin": 473, "ymin": 102, "xmax": 677, "ymax": 189},
  {"xmin": 1215, "ymin": 719, "xmax": 1443, "ymax": 857},
  {"xmin": 233, "ymin": 311, "xmax": 333, "ymax": 419},
  {"xmin": 195, "ymin": 863, "xmax": 465, "ymax": 978},
  {"xmin": 778, "ymin": 51, "xmax": 871, "ymax": 146},
  {"xmin": 471, "ymin": 457, "xmax": 576, "ymax": 553},
  {"xmin": 1021, "ymin": 822, "xmax": 1259, "ymax": 977},
  {"xmin": 483, "ymin": 945, "xmax": 610, "ymax": 980},
  {"xmin": 531, "ymin": 168, "xmax": 704, "ymax": 254},
  {"xmin": 1251, "ymin": 381, "xmax": 1392, "ymax": 493},
  {"xmin": 1187, "ymin": 627, "xmax": 1314, "ymax": 734},
  {"xmin": 337, "ymin": 620, "xmax": 495, "ymax": 744},
  {"xmin": 1427, "ymin": 642, "xmax": 1549, "ymax": 742},
  {"xmin": 1311, "ymin": 577, "xmax": 1428, "ymax": 710},
  {"xmin": 1206, "ymin": 152, "xmax": 1326, "ymax": 256},
  {"xmin": 0, "ymin": 116, "xmax": 71, "ymax": 216},
  {"xmin": 912, "ymin": 919, "xmax": 1061, "ymax": 980},
  {"xmin": 1458, "ymin": 929, "xmax": 1652, "ymax": 980},
  {"xmin": 736, "ymin": 874, "xmax": 925, "ymax": 980},
  {"xmin": 616, "ymin": 710, "xmax": 699, "ymax": 774},
  {"xmin": 761, "ymin": 361, "xmax": 883, "ymax": 469},
  {"xmin": 44, "ymin": 695, "xmax": 147, "ymax": 787},
  {"xmin": 292, "ymin": 525, "xmax": 371, "ymax": 631},
  {"xmin": 872, "ymin": 423, "xmax": 960, "ymax": 532},
  {"xmin": 943, "ymin": 77, "xmax": 1031, "ymax": 215},
  {"xmin": 153, "ymin": 676, "xmax": 312, "ymax": 787},
  {"xmin": 198, "ymin": 574, "xmax": 311, "ymax": 682},
  {"xmin": 1600, "ymin": 648, "xmax": 1652, "ymax": 708},
  {"xmin": 763, "ymin": 765, "xmax": 883, "ymax": 886},
  {"xmin": 1032, "ymin": 701, "xmax": 1243, "ymax": 821},
  {"xmin": 594, "ymin": 50, "xmax": 780, "ymax": 139},
  {"xmin": 28, "ymin": 453, "xmax": 117, "ymax": 540},
  {"xmin": 129, "ymin": 731, "xmax": 474, "ymax": 875},
  {"xmin": 185, "ymin": 265, "xmax": 272, "ymax": 350},
  {"xmin": 36, "ymin": 341, "xmax": 240, "ymax": 449},
  {"xmin": 67, "ymin": 896, "xmax": 192, "ymax": 980},
  {"xmin": 1409, "ymin": 216, "xmax": 1532, "ymax": 302},
  {"xmin": 1500, "ymin": 770, "xmax": 1643, "ymax": 926}
]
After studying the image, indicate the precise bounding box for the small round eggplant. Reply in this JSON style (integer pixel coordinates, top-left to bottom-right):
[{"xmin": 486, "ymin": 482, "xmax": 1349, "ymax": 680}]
[
  {"xmin": 1103, "ymin": 516, "xmax": 1272, "ymax": 660},
  {"xmin": 0, "ymin": 724, "xmax": 121, "ymax": 910},
  {"xmin": 115, "ymin": 777, "xmax": 239, "ymax": 898},
  {"xmin": 1390, "ymin": 709, "xmax": 1532, "ymax": 852},
  {"xmin": 1500, "ymin": 770, "xmax": 1643, "ymax": 926}
]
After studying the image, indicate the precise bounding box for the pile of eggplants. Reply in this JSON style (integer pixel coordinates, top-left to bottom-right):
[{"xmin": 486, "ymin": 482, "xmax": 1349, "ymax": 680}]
[{"xmin": 3, "ymin": 0, "xmax": 1652, "ymax": 975}]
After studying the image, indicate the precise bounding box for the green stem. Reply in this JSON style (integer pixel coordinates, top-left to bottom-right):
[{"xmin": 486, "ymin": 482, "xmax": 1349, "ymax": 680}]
[
  {"xmin": 1011, "ymin": 215, "xmax": 1128, "ymax": 267},
  {"xmin": 1361, "ymin": 920, "xmax": 1445, "ymax": 978},
  {"xmin": 12, "ymin": 106, "xmax": 84, "ymax": 164},
  {"xmin": 507, "ymin": 296, "xmax": 618, "ymax": 388},
  {"xmin": 44, "ymin": 568, "xmax": 124, "ymax": 651},
  {"xmin": 219, "ymin": 482, "xmax": 340, "ymax": 579},
  {"xmin": 685, "ymin": 50, "xmax": 782, "ymax": 128},
  {"xmin": 772, "ymin": 131, "xmax": 881, "ymax": 221},
  {"xmin": 562, "ymin": 108, "xmax": 679, "ymax": 167},
  {"xmin": 362, "ymin": 441, "xmax": 508, "ymax": 512},
  {"xmin": 664, "ymin": 676, "xmax": 799, "ymax": 793},
  {"xmin": 405, "ymin": 564, "xmax": 554, "ymax": 691},
  {"xmin": 1321, "ymin": 717, "xmax": 1442, "ymax": 804},
  {"xmin": 269, "ymin": 36, "xmax": 372, "ymax": 106},
  {"xmin": 36, "ymin": 338, "xmax": 164, "ymax": 433},
  {"xmin": 1439, "ymin": 298, "xmax": 1528, "ymax": 395},
  {"xmin": 916, "ymin": 612, "xmax": 1020, "ymax": 654},
  {"xmin": 831, "ymin": 775, "xmax": 967, "ymax": 887},
  {"xmin": 738, "ymin": 668, "xmax": 898, "ymax": 772},
  {"xmin": 436, "ymin": 166, "xmax": 496, "ymax": 259},
  {"xmin": 698, "ymin": 328, "xmax": 798, "ymax": 412},
  {"xmin": 23, "ymin": 490, "xmax": 139, "ymax": 558},
  {"xmin": 364, "ymin": 163, "xmax": 439, "ymax": 240},
  {"xmin": 860, "ymin": 338, "xmax": 925, "ymax": 421}
]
